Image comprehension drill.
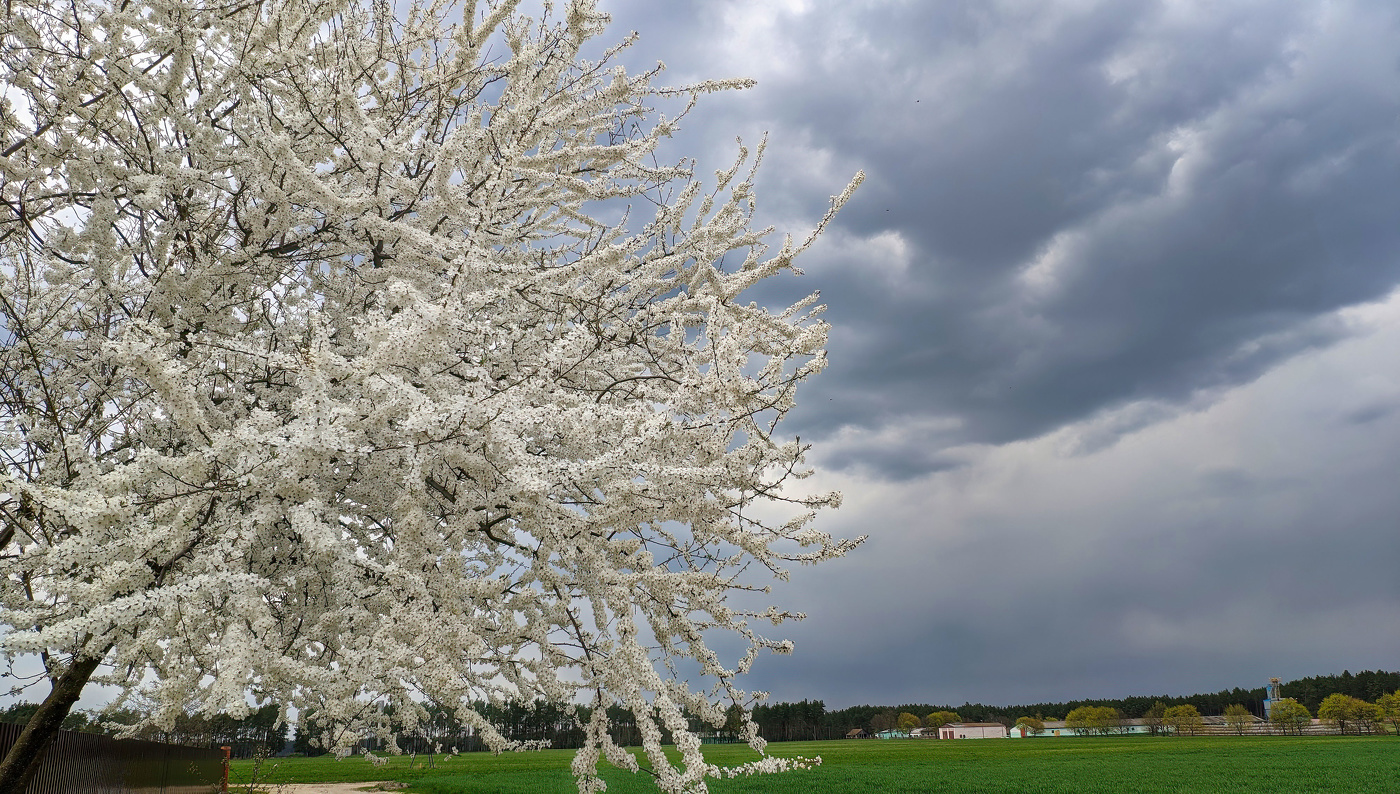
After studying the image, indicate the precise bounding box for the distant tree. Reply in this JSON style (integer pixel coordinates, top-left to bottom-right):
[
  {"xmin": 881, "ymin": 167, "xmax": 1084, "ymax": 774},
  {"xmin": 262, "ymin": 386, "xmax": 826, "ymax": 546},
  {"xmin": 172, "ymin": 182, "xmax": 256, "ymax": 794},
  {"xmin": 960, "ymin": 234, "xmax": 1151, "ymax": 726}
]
[
  {"xmin": 59, "ymin": 711, "xmax": 92, "ymax": 732},
  {"xmin": 1281, "ymin": 670, "xmax": 1400, "ymax": 713},
  {"xmin": 925, "ymin": 711, "xmax": 961, "ymax": 730},
  {"xmin": 1318, "ymin": 693, "xmax": 1376, "ymax": 735},
  {"xmin": 1224, "ymin": 704, "xmax": 1253, "ymax": 735},
  {"xmin": 1143, "ymin": 701, "xmax": 1167, "ymax": 736},
  {"xmin": 1065, "ymin": 706, "xmax": 1120, "ymax": 736},
  {"xmin": 870, "ymin": 710, "xmax": 898, "ymax": 735},
  {"xmin": 723, "ymin": 704, "xmax": 746, "ymax": 737},
  {"xmin": 1376, "ymin": 691, "xmax": 1400, "ymax": 736},
  {"xmin": 1162, "ymin": 705, "xmax": 1203, "ymax": 736},
  {"xmin": 1361, "ymin": 701, "xmax": 1386, "ymax": 735},
  {"xmin": 294, "ymin": 721, "xmax": 328, "ymax": 757},
  {"xmin": 1317, "ymin": 694, "xmax": 1351, "ymax": 734},
  {"xmin": 751, "ymin": 699, "xmax": 827, "ymax": 742},
  {"xmin": 897, "ymin": 713, "xmax": 922, "ymax": 733},
  {"xmin": 0, "ymin": 704, "xmax": 39, "ymax": 727},
  {"xmin": 1014, "ymin": 716, "xmax": 1044, "ymax": 736},
  {"xmin": 0, "ymin": 703, "xmax": 93, "ymax": 733},
  {"xmin": 1098, "ymin": 707, "xmax": 1123, "ymax": 735},
  {"xmin": 1268, "ymin": 699, "xmax": 1311, "ymax": 735}
]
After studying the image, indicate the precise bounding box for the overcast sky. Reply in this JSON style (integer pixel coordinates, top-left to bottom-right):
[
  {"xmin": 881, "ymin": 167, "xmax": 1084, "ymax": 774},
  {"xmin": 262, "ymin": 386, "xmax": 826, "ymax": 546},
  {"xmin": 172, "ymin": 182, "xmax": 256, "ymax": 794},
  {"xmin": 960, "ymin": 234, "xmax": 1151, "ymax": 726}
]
[{"xmin": 602, "ymin": 0, "xmax": 1400, "ymax": 709}]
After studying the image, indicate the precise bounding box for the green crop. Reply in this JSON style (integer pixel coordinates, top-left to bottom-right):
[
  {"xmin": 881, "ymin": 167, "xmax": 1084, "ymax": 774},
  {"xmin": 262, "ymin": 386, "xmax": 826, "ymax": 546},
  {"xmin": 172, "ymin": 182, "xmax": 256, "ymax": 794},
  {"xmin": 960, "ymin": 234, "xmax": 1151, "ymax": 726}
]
[{"xmin": 231, "ymin": 735, "xmax": 1400, "ymax": 794}]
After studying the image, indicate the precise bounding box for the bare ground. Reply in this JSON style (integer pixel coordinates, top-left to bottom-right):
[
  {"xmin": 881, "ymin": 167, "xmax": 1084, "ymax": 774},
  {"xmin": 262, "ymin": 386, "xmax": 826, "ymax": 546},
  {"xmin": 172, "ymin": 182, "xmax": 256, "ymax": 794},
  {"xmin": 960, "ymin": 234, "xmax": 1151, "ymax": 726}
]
[{"xmin": 272, "ymin": 785, "xmax": 408, "ymax": 794}]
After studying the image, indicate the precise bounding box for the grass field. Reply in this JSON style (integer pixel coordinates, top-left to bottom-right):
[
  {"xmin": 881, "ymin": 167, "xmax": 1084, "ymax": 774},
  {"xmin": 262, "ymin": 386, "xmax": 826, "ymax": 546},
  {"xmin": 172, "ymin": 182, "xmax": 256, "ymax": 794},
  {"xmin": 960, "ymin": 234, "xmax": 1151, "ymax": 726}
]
[{"xmin": 230, "ymin": 735, "xmax": 1400, "ymax": 793}]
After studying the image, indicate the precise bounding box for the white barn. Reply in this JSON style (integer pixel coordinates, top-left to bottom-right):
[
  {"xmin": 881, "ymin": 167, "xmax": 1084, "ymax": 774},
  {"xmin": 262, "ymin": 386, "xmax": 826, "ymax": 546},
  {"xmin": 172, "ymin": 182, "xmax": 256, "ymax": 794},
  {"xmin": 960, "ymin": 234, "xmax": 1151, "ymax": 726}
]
[
  {"xmin": 939, "ymin": 722, "xmax": 1008, "ymax": 739},
  {"xmin": 1009, "ymin": 719, "xmax": 1155, "ymax": 738}
]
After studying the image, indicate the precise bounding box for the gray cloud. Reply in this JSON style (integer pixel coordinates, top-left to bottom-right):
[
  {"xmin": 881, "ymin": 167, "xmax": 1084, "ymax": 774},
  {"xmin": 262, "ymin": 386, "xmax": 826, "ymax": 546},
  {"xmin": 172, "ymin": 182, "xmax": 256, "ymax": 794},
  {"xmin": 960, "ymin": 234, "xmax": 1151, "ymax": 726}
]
[
  {"xmin": 733, "ymin": 305, "xmax": 1400, "ymax": 705},
  {"xmin": 608, "ymin": 0, "xmax": 1400, "ymax": 469}
]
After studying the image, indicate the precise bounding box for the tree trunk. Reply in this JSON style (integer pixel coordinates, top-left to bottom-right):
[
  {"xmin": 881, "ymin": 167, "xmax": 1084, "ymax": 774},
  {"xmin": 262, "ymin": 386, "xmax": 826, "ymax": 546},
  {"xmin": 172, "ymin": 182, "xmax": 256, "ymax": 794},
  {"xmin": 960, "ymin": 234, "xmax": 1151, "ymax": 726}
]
[{"xmin": 0, "ymin": 654, "xmax": 103, "ymax": 793}]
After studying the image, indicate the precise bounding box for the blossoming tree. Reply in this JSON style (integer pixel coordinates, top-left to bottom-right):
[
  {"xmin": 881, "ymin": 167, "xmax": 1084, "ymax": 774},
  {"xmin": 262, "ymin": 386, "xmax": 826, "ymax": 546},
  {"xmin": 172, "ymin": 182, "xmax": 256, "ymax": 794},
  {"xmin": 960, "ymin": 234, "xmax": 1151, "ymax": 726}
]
[{"xmin": 0, "ymin": 0, "xmax": 862, "ymax": 791}]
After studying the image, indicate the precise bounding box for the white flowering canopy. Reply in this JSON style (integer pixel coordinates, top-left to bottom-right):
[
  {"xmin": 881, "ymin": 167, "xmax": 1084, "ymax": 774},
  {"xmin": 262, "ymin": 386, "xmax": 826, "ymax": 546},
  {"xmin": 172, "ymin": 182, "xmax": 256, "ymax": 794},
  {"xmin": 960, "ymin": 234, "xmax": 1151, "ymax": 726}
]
[{"xmin": 0, "ymin": 1, "xmax": 861, "ymax": 791}]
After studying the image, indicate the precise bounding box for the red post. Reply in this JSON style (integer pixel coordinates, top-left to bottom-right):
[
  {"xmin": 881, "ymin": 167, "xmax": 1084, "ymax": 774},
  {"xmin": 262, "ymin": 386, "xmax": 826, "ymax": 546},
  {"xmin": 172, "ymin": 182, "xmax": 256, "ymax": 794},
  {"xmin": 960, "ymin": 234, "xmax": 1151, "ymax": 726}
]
[{"xmin": 222, "ymin": 746, "xmax": 232, "ymax": 793}]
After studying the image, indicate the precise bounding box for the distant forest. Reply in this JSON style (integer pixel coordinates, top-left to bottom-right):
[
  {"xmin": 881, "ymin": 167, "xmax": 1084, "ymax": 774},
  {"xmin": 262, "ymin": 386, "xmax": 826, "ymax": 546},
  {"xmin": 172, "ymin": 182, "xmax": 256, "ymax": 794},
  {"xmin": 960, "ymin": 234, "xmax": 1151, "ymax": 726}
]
[
  {"xmin": 4, "ymin": 669, "xmax": 1394, "ymax": 750},
  {"xmin": 753, "ymin": 669, "xmax": 1400, "ymax": 741}
]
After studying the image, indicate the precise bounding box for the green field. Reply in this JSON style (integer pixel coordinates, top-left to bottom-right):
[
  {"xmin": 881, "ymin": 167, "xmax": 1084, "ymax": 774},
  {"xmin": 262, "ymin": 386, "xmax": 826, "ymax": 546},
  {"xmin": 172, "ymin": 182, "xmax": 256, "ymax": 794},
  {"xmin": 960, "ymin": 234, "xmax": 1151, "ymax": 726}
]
[{"xmin": 230, "ymin": 736, "xmax": 1400, "ymax": 793}]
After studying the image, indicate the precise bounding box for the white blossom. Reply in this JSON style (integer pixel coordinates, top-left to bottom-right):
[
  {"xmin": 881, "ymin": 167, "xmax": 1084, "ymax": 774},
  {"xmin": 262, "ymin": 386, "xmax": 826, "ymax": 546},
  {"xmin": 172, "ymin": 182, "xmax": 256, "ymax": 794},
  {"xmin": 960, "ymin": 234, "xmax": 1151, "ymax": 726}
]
[{"xmin": 0, "ymin": 1, "xmax": 862, "ymax": 791}]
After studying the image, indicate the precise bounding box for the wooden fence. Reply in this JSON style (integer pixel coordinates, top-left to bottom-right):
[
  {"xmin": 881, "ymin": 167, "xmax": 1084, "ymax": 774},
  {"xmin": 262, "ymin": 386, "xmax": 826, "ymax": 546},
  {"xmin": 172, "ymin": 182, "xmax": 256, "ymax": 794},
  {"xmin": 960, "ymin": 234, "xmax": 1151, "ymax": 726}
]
[{"xmin": 0, "ymin": 722, "xmax": 223, "ymax": 794}]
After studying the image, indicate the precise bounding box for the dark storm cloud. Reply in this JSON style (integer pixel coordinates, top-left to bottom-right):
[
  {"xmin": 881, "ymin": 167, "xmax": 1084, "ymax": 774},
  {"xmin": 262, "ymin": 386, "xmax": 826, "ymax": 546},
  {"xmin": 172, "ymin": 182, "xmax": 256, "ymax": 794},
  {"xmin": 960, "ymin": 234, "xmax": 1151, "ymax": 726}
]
[
  {"xmin": 728, "ymin": 318, "xmax": 1400, "ymax": 706},
  {"xmin": 607, "ymin": 0, "xmax": 1400, "ymax": 473}
]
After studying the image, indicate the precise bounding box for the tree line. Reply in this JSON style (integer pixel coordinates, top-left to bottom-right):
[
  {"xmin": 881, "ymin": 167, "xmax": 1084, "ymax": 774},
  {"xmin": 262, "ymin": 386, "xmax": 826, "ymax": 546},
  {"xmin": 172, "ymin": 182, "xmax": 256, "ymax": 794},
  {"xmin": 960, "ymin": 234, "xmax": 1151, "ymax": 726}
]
[
  {"xmin": 1278, "ymin": 670, "xmax": 1400, "ymax": 712},
  {"xmin": 0, "ymin": 696, "xmax": 715, "ymax": 757},
  {"xmin": 1008, "ymin": 669, "xmax": 1400, "ymax": 721},
  {"xmin": 275, "ymin": 668, "xmax": 1400, "ymax": 751},
  {"xmin": 294, "ymin": 701, "xmax": 703, "ymax": 757},
  {"xmin": 1036, "ymin": 691, "xmax": 1400, "ymax": 737},
  {"xmin": 745, "ymin": 669, "xmax": 1400, "ymax": 740},
  {"xmin": 0, "ymin": 702, "xmax": 285, "ymax": 758},
  {"xmin": 7, "ymin": 668, "xmax": 1394, "ymax": 755}
]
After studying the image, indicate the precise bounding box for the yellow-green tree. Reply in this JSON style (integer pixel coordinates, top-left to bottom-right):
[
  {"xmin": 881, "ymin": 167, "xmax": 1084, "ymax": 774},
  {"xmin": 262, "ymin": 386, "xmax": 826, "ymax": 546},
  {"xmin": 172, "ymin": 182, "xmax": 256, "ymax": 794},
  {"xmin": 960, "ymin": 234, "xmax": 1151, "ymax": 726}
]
[
  {"xmin": 1143, "ymin": 701, "xmax": 1168, "ymax": 735},
  {"xmin": 897, "ymin": 713, "xmax": 922, "ymax": 733},
  {"xmin": 1363, "ymin": 701, "xmax": 1386, "ymax": 734},
  {"xmin": 1376, "ymin": 690, "xmax": 1400, "ymax": 736},
  {"xmin": 925, "ymin": 711, "xmax": 962, "ymax": 730},
  {"xmin": 1162, "ymin": 704, "xmax": 1203, "ymax": 736},
  {"xmin": 1223, "ymin": 704, "xmax": 1253, "ymax": 735},
  {"xmin": 1014, "ymin": 716, "xmax": 1044, "ymax": 736},
  {"xmin": 1318, "ymin": 693, "xmax": 1378, "ymax": 735},
  {"xmin": 1065, "ymin": 706, "xmax": 1120, "ymax": 735},
  {"xmin": 1268, "ymin": 698, "xmax": 1311, "ymax": 735}
]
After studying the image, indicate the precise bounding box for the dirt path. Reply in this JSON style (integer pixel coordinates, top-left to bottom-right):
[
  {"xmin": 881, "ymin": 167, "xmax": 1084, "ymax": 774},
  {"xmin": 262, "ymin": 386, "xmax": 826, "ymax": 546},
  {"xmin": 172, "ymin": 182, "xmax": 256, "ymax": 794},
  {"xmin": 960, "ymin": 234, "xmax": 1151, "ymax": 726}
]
[{"xmin": 276, "ymin": 785, "xmax": 406, "ymax": 794}]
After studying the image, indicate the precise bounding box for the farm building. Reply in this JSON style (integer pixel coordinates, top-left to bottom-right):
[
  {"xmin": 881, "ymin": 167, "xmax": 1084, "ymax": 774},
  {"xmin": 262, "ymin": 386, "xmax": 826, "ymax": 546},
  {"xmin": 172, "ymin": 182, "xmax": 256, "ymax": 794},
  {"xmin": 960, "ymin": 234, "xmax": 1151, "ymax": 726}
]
[
  {"xmin": 1010, "ymin": 719, "xmax": 1154, "ymax": 737},
  {"xmin": 845, "ymin": 728, "xmax": 871, "ymax": 739},
  {"xmin": 875, "ymin": 729, "xmax": 910, "ymax": 739},
  {"xmin": 939, "ymin": 723, "xmax": 1008, "ymax": 739},
  {"xmin": 1008, "ymin": 715, "xmax": 1273, "ymax": 737}
]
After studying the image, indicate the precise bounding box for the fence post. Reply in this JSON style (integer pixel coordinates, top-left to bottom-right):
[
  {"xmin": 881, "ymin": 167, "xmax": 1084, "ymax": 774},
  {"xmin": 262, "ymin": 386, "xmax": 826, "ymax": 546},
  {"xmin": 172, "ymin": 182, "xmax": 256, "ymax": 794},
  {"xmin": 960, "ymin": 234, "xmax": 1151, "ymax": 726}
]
[{"xmin": 222, "ymin": 745, "xmax": 231, "ymax": 793}]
